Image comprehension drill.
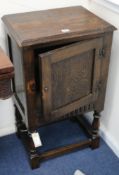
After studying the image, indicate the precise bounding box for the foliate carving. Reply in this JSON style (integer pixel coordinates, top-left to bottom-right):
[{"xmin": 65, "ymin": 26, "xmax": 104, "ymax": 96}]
[{"xmin": 51, "ymin": 103, "xmax": 95, "ymax": 122}]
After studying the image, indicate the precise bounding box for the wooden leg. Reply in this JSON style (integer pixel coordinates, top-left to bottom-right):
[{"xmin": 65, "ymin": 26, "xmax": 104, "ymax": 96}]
[
  {"xmin": 20, "ymin": 128, "xmax": 40, "ymax": 169},
  {"xmin": 70, "ymin": 112, "xmax": 100, "ymax": 150},
  {"xmin": 91, "ymin": 111, "xmax": 100, "ymax": 149},
  {"xmin": 15, "ymin": 105, "xmax": 101, "ymax": 169},
  {"xmin": 30, "ymin": 153, "xmax": 40, "ymax": 169},
  {"xmin": 15, "ymin": 105, "xmax": 40, "ymax": 169},
  {"xmin": 28, "ymin": 133, "xmax": 40, "ymax": 169}
]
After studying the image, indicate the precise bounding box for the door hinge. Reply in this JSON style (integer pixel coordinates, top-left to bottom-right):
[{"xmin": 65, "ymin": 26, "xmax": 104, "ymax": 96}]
[{"xmin": 99, "ymin": 48, "xmax": 105, "ymax": 57}]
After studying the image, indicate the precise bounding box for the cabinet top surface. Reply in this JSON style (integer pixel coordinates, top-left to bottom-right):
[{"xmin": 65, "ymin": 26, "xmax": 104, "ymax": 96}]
[{"xmin": 2, "ymin": 6, "xmax": 116, "ymax": 47}]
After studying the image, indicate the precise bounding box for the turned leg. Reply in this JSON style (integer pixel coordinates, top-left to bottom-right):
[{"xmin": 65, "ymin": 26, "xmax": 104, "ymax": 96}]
[
  {"xmin": 15, "ymin": 105, "xmax": 40, "ymax": 169},
  {"xmin": 91, "ymin": 111, "xmax": 100, "ymax": 149},
  {"xmin": 27, "ymin": 132, "xmax": 40, "ymax": 169},
  {"xmin": 21, "ymin": 129, "xmax": 40, "ymax": 169},
  {"xmin": 20, "ymin": 128, "xmax": 40, "ymax": 169}
]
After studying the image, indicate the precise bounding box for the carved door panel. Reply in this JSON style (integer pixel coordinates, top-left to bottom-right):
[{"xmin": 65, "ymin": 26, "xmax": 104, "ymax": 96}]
[{"xmin": 39, "ymin": 38, "xmax": 103, "ymax": 121}]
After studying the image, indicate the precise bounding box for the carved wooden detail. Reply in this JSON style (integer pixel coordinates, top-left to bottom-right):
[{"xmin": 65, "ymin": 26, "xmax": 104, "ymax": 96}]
[{"xmin": 62, "ymin": 103, "xmax": 95, "ymax": 120}]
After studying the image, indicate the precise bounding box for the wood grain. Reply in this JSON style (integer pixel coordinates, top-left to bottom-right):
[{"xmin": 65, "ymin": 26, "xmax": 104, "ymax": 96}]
[
  {"xmin": 40, "ymin": 37, "xmax": 103, "ymax": 121},
  {"xmin": 2, "ymin": 6, "xmax": 116, "ymax": 47}
]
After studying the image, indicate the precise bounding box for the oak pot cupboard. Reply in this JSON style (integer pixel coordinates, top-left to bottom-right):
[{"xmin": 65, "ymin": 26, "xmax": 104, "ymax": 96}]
[{"xmin": 2, "ymin": 6, "xmax": 116, "ymax": 169}]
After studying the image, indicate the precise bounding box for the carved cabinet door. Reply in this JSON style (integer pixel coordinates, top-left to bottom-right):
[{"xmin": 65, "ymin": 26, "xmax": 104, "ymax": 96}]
[{"xmin": 39, "ymin": 37, "xmax": 103, "ymax": 121}]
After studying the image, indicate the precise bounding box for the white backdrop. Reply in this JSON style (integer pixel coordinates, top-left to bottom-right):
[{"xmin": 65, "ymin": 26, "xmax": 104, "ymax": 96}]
[
  {"xmin": 0, "ymin": 0, "xmax": 119, "ymax": 158},
  {"xmin": 88, "ymin": 0, "xmax": 119, "ymax": 158}
]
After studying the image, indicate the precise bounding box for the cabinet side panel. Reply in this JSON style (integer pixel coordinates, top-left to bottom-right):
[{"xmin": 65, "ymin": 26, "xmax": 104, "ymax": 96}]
[{"xmin": 8, "ymin": 36, "xmax": 28, "ymax": 126}]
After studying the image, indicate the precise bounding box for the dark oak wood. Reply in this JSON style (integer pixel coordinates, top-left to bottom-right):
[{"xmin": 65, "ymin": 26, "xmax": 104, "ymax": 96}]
[
  {"xmin": 2, "ymin": 6, "xmax": 116, "ymax": 169},
  {"xmin": 40, "ymin": 37, "xmax": 103, "ymax": 121},
  {"xmin": 15, "ymin": 105, "xmax": 40, "ymax": 169},
  {"xmin": 0, "ymin": 47, "xmax": 14, "ymax": 99},
  {"xmin": 91, "ymin": 111, "xmax": 100, "ymax": 149},
  {"xmin": 39, "ymin": 139, "xmax": 91, "ymax": 161},
  {"xmin": 2, "ymin": 6, "xmax": 116, "ymax": 47}
]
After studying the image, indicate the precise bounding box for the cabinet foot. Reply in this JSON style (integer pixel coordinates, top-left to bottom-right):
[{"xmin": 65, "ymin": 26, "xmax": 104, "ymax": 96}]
[
  {"xmin": 91, "ymin": 136, "xmax": 100, "ymax": 149},
  {"xmin": 91, "ymin": 111, "xmax": 100, "ymax": 149},
  {"xmin": 15, "ymin": 105, "xmax": 40, "ymax": 169},
  {"xmin": 30, "ymin": 151, "xmax": 40, "ymax": 169}
]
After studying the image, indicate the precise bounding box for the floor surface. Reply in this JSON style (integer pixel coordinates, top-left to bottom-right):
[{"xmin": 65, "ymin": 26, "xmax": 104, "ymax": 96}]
[{"xmin": 0, "ymin": 120, "xmax": 119, "ymax": 175}]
